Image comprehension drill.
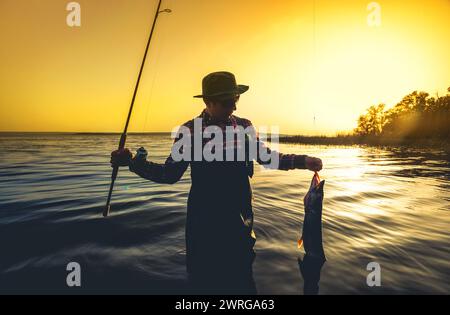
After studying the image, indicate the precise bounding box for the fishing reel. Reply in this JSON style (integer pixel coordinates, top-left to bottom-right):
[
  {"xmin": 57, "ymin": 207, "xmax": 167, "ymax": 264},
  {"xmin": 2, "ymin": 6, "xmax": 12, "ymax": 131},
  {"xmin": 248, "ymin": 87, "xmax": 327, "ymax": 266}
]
[{"xmin": 135, "ymin": 147, "xmax": 148, "ymax": 161}]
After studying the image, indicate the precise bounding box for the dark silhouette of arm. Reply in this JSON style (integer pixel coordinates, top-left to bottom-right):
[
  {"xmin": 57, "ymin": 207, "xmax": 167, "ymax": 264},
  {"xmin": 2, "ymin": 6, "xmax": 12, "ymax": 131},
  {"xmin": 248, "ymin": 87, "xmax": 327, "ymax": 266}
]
[
  {"xmin": 240, "ymin": 120, "xmax": 307, "ymax": 170},
  {"xmin": 129, "ymin": 155, "xmax": 189, "ymax": 184},
  {"xmin": 129, "ymin": 131, "xmax": 190, "ymax": 184},
  {"xmin": 255, "ymin": 137, "xmax": 307, "ymax": 170}
]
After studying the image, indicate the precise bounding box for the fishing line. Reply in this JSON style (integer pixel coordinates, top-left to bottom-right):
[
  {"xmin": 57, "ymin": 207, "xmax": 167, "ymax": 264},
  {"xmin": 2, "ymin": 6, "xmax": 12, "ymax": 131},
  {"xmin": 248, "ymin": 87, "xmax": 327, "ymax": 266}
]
[
  {"xmin": 142, "ymin": 18, "xmax": 168, "ymax": 134},
  {"xmin": 312, "ymin": 0, "xmax": 318, "ymax": 135}
]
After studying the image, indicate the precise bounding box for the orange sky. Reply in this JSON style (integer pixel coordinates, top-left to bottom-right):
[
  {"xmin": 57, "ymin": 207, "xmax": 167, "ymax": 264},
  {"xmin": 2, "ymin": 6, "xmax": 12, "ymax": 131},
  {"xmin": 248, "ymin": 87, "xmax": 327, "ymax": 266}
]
[{"xmin": 1, "ymin": 0, "xmax": 449, "ymax": 135}]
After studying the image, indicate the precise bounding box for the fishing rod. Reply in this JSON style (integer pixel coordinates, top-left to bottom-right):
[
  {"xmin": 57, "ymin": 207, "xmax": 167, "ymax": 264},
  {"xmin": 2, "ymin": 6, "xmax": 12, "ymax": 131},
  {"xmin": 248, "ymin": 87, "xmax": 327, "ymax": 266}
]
[{"xmin": 103, "ymin": 0, "xmax": 171, "ymax": 217}]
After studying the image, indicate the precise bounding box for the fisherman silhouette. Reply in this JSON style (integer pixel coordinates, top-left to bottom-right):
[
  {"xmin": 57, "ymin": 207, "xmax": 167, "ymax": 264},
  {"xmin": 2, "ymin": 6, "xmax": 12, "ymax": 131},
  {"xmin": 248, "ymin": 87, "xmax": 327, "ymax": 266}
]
[{"xmin": 110, "ymin": 72, "xmax": 323, "ymax": 294}]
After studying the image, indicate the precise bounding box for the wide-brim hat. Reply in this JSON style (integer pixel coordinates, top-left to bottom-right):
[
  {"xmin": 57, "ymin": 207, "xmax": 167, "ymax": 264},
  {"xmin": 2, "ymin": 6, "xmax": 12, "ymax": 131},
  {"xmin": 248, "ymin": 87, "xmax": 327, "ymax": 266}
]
[{"xmin": 194, "ymin": 71, "xmax": 249, "ymax": 99}]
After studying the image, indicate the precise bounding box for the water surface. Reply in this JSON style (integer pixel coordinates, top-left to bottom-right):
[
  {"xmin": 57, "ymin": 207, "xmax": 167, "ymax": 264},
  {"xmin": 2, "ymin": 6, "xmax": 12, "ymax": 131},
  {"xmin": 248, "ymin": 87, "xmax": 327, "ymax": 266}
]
[{"xmin": 0, "ymin": 133, "xmax": 449, "ymax": 294}]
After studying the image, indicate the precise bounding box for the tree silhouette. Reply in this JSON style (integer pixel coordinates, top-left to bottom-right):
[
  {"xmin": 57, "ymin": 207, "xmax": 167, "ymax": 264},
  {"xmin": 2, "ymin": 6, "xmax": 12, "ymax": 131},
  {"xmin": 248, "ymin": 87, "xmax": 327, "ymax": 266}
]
[
  {"xmin": 355, "ymin": 88, "xmax": 450, "ymax": 139},
  {"xmin": 355, "ymin": 104, "xmax": 386, "ymax": 136}
]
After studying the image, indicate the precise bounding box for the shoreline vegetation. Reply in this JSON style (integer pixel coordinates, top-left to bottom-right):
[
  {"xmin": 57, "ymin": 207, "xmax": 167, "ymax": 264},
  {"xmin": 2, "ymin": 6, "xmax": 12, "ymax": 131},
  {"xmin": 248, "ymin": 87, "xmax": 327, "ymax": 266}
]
[
  {"xmin": 1, "ymin": 132, "xmax": 447, "ymax": 153},
  {"xmin": 0, "ymin": 132, "xmax": 447, "ymax": 145},
  {"xmin": 281, "ymin": 87, "xmax": 450, "ymax": 154},
  {"xmin": 1, "ymin": 88, "xmax": 448, "ymax": 153},
  {"xmin": 277, "ymin": 134, "xmax": 450, "ymax": 153}
]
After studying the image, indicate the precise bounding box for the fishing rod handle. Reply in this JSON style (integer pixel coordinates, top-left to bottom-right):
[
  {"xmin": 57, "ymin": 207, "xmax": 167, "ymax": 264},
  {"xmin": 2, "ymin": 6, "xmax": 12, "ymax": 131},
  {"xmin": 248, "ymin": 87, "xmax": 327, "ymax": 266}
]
[{"xmin": 103, "ymin": 133, "xmax": 127, "ymax": 217}]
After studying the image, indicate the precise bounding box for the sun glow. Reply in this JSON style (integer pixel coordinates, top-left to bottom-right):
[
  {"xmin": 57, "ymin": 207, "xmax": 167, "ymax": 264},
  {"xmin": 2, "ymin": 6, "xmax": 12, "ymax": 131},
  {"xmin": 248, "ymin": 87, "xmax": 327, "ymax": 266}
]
[{"xmin": 1, "ymin": 0, "xmax": 449, "ymax": 134}]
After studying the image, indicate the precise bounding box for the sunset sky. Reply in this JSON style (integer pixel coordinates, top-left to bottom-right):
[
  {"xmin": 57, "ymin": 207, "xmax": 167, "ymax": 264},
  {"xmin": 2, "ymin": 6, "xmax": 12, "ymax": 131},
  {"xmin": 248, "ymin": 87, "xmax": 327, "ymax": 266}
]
[{"xmin": 1, "ymin": 0, "xmax": 449, "ymax": 135}]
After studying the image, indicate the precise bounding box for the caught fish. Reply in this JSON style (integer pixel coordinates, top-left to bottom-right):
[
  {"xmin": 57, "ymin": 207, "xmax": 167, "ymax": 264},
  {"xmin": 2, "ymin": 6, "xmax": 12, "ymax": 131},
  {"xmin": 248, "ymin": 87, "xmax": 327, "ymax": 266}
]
[{"xmin": 298, "ymin": 172, "xmax": 326, "ymax": 295}]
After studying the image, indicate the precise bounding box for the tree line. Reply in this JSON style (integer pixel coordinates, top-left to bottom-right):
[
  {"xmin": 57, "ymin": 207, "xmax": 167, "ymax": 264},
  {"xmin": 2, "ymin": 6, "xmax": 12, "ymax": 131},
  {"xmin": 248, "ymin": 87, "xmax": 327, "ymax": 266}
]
[{"xmin": 355, "ymin": 87, "xmax": 450, "ymax": 139}]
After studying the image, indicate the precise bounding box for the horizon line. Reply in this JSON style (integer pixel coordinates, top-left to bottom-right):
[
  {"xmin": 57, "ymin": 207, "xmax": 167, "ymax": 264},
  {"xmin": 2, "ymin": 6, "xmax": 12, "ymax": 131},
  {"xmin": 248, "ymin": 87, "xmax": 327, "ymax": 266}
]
[{"xmin": 0, "ymin": 131, "xmax": 345, "ymax": 137}]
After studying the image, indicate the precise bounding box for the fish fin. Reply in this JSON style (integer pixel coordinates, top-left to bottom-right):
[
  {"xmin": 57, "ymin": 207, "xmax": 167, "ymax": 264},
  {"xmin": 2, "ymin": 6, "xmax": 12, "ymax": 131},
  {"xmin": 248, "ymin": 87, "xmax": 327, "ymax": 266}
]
[{"xmin": 298, "ymin": 238, "xmax": 303, "ymax": 249}]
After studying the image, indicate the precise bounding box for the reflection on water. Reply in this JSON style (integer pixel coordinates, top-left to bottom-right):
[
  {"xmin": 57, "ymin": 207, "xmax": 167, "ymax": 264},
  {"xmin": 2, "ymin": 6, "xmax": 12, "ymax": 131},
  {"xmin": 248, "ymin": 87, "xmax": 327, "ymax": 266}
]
[{"xmin": 0, "ymin": 133, "xmax": 449, "ymax": 294}]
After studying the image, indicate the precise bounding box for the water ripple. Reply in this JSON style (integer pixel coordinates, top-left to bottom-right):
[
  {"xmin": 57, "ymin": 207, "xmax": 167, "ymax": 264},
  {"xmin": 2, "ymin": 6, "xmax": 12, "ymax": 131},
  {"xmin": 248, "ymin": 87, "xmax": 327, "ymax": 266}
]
[{"xmin": 0, "ymin": 134, "xmax": 449, "ymax": 294}]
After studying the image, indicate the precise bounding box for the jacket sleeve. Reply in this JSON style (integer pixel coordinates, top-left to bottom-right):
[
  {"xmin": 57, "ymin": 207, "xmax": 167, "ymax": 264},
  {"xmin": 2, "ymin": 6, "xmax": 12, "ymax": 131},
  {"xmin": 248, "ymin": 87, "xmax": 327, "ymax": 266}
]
[
  {"xmin": 129, "ymin": 131, "xmax": 190, "ymax": 184},
  {"xmin": 129, "ymin": 155, "xmax": 189, "ymax": 184},
  {"xmin": 243, "ymin": 120, "xmax": 307, "ymax": 170},
  {"xmin": 255, "ymin": 138, "xmax": 307, "ymax": 170}
]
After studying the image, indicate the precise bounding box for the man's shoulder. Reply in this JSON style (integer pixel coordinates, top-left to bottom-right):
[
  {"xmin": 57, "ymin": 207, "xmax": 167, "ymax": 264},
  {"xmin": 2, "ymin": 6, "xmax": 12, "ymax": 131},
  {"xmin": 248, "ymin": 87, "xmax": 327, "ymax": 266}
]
[
  {"xmin": 180, "ymin": 111, "xmax": 205, "ymax": 130},
  {"xmin": 177, "ymin": 114, "xmax": 253, "ymax": 131},
  {"xmin": 179, "ymin": 117, "xmax": 199, "ymax": 131},
  {"xmin": 232, "ymin": 115, "xmax": 253, "ymax": 128}
]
